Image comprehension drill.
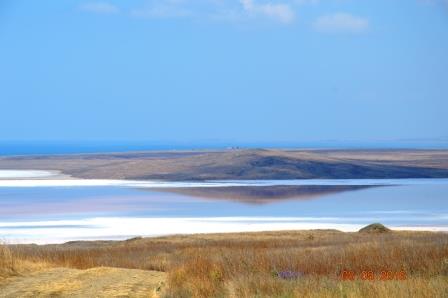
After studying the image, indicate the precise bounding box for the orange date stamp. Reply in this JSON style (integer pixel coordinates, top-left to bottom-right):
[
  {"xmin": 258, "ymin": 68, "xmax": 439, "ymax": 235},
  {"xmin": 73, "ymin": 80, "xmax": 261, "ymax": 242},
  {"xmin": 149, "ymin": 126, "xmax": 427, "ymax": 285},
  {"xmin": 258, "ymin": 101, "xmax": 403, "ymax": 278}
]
[{"xmin": 340, "ymin": 270, "xmax": 407, "ymax": 281}]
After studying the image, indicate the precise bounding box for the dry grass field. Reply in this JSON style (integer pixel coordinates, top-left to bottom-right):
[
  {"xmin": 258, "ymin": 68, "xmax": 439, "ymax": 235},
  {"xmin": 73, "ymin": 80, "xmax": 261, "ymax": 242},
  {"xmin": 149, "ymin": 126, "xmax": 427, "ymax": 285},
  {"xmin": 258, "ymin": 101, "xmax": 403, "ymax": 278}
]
[
  {"xmin": 1, "ymin": 227, "xmax": 448, "ymax": 297},
  {"xmin": 0, "ymin": 245, "xmax": 50, "ymax": 280}
]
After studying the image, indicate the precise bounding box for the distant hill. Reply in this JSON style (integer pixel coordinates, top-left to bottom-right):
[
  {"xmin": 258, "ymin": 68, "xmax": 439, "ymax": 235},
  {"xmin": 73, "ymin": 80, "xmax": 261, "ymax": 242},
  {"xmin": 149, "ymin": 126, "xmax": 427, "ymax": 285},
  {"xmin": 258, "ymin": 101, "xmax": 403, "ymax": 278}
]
[{"xmin": 1, "ymin": 149, "xmax": 448, "ymax": 181}]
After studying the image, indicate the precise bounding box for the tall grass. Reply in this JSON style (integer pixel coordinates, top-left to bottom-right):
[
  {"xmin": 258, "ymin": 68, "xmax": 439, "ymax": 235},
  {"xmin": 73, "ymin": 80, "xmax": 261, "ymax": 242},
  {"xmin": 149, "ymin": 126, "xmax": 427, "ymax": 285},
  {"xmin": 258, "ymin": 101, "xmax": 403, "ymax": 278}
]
[
  {"xmin": 0, "ymin": 244, "xmax": 16, "ymax": 278},
  {"xmin": 1, "ymin": 243, "xmax": 50, "ymax": 280},
  {"xmin": 7, "ymin": 230, "xmax": 448, "ymax": 297}
]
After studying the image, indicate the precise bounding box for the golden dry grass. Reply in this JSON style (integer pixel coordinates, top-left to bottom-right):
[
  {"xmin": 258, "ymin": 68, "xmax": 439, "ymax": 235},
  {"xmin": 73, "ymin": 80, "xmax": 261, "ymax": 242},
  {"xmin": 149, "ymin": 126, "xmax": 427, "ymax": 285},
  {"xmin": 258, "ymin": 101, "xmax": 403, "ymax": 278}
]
[
  {"xmin": 0, "ymin": 244, "xmax": 50, "ymax": 281},
  {"xmin": 3, "ymin": 230, "xmax": 448, "ymax": 297},
  {"xmin": 0, "ymin": 244, "xmax": 16, "ymax": 279}
]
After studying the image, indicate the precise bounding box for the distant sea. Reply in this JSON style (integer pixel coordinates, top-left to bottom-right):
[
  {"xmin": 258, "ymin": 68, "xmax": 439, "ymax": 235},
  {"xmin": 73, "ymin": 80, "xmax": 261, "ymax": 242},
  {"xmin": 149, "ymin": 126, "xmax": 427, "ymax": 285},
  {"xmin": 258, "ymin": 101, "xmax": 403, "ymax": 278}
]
[
  {"xmin": 0, "ymin": 142, "xmax": 202, "ymax": 156},
  {"xmin": 1, "ymin": 140, "xmax": 447, "ymax": 156}
]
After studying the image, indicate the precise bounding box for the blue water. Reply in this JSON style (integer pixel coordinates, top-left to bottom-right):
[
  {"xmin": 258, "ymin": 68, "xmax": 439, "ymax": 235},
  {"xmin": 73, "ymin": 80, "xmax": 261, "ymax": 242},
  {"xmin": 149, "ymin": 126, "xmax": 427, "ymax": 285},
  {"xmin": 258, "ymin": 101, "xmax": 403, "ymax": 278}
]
[
  {"xmin": 2, "ymin": 141, "xmax": 448, "ymax": 156},
  {"xmin": 0, "ymin": 142, "xmax": 197, "ymax": 156},
  {"xmin": 0, "ymin": 181, "xmax": 447, "ymax": 243},
  {"xmin": 0, "ymin": 184, "xmax": 446, "ymax": 222}
]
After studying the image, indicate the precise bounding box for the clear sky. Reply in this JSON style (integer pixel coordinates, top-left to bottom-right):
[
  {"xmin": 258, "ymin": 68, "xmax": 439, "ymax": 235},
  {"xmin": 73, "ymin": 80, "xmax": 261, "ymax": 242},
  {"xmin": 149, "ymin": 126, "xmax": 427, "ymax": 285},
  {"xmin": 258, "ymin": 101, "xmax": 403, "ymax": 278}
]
[{"xmin": 1, "ymin": 0, "xmax": 447, "ymax": 145}]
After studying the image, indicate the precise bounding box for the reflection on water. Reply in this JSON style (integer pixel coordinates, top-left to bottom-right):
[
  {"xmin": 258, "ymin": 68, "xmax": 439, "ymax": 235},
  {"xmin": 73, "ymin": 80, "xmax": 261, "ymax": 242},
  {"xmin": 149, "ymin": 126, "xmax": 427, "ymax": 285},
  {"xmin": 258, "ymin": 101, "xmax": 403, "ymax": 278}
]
[
  {"xmin": 0, "ymin": 180, "xmax": 447, "ymax": 243},
  {"xmin": 152, "ymin": 185, "xmax": 375, "ymax": 204}
]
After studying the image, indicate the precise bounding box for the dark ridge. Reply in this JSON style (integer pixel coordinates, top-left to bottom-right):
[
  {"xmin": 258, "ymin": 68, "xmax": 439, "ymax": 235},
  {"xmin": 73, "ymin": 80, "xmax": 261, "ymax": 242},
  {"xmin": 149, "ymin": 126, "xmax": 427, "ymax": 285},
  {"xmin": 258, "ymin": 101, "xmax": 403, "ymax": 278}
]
[{"xmin": 359, "ymin": 223, "xmax": 391, "ymax": 233}]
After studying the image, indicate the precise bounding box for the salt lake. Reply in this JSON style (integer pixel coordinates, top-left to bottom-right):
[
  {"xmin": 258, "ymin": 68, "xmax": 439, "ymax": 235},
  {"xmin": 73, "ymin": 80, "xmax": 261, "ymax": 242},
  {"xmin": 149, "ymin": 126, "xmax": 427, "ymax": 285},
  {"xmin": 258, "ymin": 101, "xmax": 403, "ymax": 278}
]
[{"xmin": 1, "ymin": 170, "xmax": 447, "ymax": 243}]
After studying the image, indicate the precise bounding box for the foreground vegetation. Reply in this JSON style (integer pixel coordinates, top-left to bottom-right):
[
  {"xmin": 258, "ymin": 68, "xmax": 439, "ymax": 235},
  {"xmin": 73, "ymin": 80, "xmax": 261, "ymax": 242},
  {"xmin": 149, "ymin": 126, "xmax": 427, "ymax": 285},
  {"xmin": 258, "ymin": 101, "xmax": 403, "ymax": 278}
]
[
  {"xmin": 0, "ymin": 244, "xmax": 49, "ymax": 281},
  {"xmin": 1, "ymin": 228, "xmax": 448, "ymax": 297}
]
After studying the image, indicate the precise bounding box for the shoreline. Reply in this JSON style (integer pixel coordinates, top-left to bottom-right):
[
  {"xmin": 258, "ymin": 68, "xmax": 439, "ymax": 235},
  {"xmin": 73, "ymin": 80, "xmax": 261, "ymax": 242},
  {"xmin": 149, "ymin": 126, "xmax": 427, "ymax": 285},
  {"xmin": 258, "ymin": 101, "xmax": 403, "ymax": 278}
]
[
  {"xmin": 1, "ymin": 169, "xmax": 448, "ymax": 188},
  {"xmin": 0, "ymin": 170, "xmax": 70, "ymax": 180},
  {"xmin": 2, "ymin": 218, "xmax": 448, "ymax": 245}
]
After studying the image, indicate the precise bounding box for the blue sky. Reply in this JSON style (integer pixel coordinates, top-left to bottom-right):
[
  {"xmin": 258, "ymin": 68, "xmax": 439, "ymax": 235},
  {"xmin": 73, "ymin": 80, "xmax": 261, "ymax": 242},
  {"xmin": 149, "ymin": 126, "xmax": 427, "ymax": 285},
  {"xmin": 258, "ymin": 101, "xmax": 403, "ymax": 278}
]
[{"xmin": 0, "ymin": 0, "xmax": 447, "ymax": 145}]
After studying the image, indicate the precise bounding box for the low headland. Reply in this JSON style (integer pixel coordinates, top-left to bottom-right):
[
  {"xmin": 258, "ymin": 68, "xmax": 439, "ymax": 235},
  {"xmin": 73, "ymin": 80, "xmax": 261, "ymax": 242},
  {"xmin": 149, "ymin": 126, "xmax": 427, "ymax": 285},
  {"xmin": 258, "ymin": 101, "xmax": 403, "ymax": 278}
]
[{"xmin": 1, "ymin": 149, "xmax": 448, "ymax": 180}]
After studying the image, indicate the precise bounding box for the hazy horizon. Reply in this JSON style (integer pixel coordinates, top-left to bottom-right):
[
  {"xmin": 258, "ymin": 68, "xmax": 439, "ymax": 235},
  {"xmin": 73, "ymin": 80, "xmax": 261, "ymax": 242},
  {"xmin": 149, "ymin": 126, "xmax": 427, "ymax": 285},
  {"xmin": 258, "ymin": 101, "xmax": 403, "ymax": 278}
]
[{"xmin": 1, "ymin": 138, "xmax": 448, "ymax": 156}]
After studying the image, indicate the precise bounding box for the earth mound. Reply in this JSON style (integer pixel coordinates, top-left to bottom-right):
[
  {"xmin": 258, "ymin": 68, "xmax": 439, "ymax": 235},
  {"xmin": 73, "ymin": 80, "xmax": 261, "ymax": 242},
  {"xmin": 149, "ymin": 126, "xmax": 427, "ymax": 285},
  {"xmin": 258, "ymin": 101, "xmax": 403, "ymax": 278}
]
[{"xmin": 359, "ymin": 223, "xmax": 391, "ymax": 233}]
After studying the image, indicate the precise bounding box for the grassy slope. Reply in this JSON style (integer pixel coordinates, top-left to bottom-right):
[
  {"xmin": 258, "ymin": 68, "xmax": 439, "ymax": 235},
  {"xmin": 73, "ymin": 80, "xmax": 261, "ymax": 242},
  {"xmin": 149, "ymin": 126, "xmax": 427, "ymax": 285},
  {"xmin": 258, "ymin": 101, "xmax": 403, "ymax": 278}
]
[
  {"xmin": 1, "ymin": 149, "xmax": 448, "ymax": 180},
  {"xmin": 3, "ymin": 230, "xmax": 448, "ymax": 297}
]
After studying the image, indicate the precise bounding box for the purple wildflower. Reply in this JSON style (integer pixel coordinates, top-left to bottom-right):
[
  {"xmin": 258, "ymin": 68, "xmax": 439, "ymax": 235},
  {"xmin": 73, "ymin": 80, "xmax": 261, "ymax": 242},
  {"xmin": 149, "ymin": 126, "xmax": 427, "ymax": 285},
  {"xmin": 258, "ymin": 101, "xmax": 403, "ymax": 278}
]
[{"xmin": 277, "ymin": 270, "xmax": 303, "ymax": 280}]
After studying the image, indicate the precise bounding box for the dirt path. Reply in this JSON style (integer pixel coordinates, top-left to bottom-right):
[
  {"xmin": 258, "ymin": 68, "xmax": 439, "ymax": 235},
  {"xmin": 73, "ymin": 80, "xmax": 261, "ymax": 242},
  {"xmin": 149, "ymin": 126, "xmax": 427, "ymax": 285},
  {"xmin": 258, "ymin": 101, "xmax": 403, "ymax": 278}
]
[{"xmin": 0, "ymin": 267, "xmax": 166, "ymax": 298}]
